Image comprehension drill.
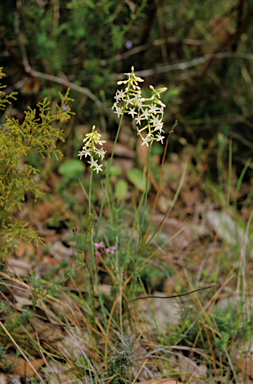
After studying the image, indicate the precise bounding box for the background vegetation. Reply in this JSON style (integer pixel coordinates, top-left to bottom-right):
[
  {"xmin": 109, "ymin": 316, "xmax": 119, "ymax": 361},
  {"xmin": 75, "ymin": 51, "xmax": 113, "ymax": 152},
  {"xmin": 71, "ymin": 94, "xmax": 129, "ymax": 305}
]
[
  {"xmin": 0, "ymin": 1, "xmax": 253, "ymax": 383},
  {"xmin": 1, "ymin": 0, "xmax": 253, "ymax": 178}
]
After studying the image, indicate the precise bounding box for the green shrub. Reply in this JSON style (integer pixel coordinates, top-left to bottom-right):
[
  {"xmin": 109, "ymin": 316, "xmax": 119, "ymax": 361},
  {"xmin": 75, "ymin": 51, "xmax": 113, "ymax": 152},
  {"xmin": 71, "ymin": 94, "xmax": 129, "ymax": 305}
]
[{"xmin": 0, "ymin": 67, "xmax": 73, "ymax": 259}]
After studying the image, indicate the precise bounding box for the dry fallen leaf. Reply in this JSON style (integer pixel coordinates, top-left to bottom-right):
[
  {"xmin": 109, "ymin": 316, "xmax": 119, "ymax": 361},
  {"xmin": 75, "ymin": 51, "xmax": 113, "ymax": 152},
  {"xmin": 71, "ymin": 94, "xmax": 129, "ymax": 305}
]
[
  {"xmin": 15, "ymin": 242, "xmax": 35, "ymax": 258},
  {"xmin": 6, "ymin": 258, "xmax": 32, "ymax": 276},
  {"xmin": 50, "ymin": 241, "xmax": 73, "ymax": 261},
  {"xmin": 234, "ymin": 356, "xmax": 253, "ymax": 377},
  {"xmin": 0, "ymin": 355, "xmax": 44, "ymax": 376},
  {"xmin": 104, "ymin": 140, "xmax": 135, "ymax": 158},
  {"xmin": 177, "ymin": 354, "xmax": 208, "ymax": 384},
  {"xmin": 0, "ymin": 373, "xmax": 6, "ymax": 384}
]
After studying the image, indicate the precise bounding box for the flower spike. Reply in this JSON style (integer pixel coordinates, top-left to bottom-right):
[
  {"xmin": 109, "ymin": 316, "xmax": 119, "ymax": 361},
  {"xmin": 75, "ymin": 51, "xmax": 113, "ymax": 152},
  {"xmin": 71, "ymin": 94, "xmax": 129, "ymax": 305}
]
[
  {"xmin": 78, "ymin": 125, "xmax": 106, "ymax": 173},
  {"xmin": 112, "ymin": 67, "xmax": 167, "ymax": 147}
]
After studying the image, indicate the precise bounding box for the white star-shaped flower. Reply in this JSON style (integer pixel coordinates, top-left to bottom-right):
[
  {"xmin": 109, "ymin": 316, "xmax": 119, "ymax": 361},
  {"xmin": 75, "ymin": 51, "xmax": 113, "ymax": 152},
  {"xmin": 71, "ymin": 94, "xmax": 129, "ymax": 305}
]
[
  {"xmin": 114, "ymin": 89, "xmax": 125, "ymax": 102},
  {"xmin": 141, "ymin": 133, "xmax": 154, "ymax": 147},
  {"xmin": 131, "ymin": 94, "xmax": 144, "ymax": 108},
  {"xmin": 140, "ymin": 108, "xmax": 150, "ymax": 120},
  {"xmin": 125, "ymin": 95, "xmax": 132, "ymax": 108},
  {"xmin": 156, "ymin": 133, "xmax": 165, "ymax": 144},
  {"xmin": 96, "ymin": 148, "xmax": 106, "ymax": 160},
  {"xmin": 149, "ymin": 104, "xmax": 158, "ymax": 115},
  {"xmin": 93, "ymin": 163, "xmax": 103, "ymax": 173},
  {"xmin": 135, "ymin": 115, "xmax": 142, "ymax": 125},
  {"xmin": 141, "ymin": 138, "xmax": 150, "ymax": 147},
  {"xmin": 78, "ymin": 148, "xmax": 91, "ymax": 159},
  {"xmin": 128, "ymin": 108, "xmax": 137, "ymax": 118},
  {"xmin": 115, "ymin": 106, "xmax": 123, "ymax": 118},
  {"xmin": 88, "ymin": 157, "xmax": 98, "ymax": 168}
]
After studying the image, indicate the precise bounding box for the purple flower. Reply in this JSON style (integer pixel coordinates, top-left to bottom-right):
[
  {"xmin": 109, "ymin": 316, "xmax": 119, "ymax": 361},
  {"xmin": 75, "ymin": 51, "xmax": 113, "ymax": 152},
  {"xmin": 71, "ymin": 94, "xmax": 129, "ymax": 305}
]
[
  {"xmin": 126, "ymin": 41, "xmax": 132, "ymax": 49},
  {"xmin": 62, "ymin": 105, "xmax": 67, "ymax": 111},
  {"xmin": 105, "ymin": 246, "xmax": 116, "ymax": 254},
  {"xmin": 94, "ymin": 242, "xmax": 105, "ymax": 249}
]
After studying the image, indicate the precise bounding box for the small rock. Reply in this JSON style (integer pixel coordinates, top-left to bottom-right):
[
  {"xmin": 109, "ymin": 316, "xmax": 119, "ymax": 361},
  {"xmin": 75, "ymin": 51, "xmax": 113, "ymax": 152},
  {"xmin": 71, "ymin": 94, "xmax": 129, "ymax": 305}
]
[
  {"xmin": 152, "ymin": 215, "xmax": 193, "ymax": 249},
  {"xmin": 139, "ymin": 292, "xmax": 181, "ymax": 330},
  {"xmin": 206, "ymin": 211, "xmax": 245, "ymax": 246}
]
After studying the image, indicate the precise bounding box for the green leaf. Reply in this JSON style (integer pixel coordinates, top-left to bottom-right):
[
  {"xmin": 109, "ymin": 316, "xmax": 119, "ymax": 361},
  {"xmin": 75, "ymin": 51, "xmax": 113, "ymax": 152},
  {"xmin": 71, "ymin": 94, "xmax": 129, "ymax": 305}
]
[
  {"xmin": 58, "ymin": 159, "xmax": 85, "ymax": 176},
  {"xmin": 115, "ymin": 179, "xmax": 128, "ymax": 200},
  {"xmin": 109, "ymin": 166, "xmax": 123, "ymax": 178},
  {"xmin": 126, "ymin": 168, "xmax": 150, "ymax": 192}
]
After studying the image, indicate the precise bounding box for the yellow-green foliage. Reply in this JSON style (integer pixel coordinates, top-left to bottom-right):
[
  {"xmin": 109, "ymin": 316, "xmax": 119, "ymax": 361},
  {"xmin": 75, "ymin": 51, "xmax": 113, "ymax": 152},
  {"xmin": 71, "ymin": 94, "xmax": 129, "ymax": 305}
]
[{"xmin": 0, "ymin": 68, "xmax": 73, "ymax": 259}]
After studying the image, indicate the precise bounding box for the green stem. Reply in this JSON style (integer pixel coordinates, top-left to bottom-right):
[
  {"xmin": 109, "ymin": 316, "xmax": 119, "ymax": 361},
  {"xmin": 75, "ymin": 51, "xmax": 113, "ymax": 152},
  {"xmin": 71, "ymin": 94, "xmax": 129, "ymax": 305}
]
[
  {"xmin": 131, "ymin": 145, "xmax": 151, "ymax": 299},
  {"xmin": 88, "ymin": 169, "xmax": 97, "ymax": 330},
  {"xmin": 96, "ymin": 92, "xmax": 130, "ymax": 237},
  {"xmin": 88, "ymin": 168, "xmax": 108, "ymax": 329},
  {"xmin": 88, "ymin": 168, "xmax": 93, "ymax": 218},
  {"xmin": 140, "ymin": 145, "xmax": 151, "ymax": 242}
]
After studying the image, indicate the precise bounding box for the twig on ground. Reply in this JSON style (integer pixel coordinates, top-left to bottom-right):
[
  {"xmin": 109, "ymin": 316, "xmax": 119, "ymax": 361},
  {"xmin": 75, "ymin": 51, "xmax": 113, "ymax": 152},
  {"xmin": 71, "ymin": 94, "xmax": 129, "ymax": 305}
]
[{"xmin": 129, "ymin": 284, "xmax": 218, "ymax": 302}]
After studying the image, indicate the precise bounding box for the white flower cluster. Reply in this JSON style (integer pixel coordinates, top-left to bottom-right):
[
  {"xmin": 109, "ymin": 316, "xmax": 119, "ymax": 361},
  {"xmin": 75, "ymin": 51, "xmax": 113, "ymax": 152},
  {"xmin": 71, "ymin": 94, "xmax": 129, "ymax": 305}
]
[
  {"xmin": 78, "ymin": 125, "xmax": 106, "ymax": 173},
  {"xmin": 112, "ymin": 67, "xmax": 167, "ymax": 147}
]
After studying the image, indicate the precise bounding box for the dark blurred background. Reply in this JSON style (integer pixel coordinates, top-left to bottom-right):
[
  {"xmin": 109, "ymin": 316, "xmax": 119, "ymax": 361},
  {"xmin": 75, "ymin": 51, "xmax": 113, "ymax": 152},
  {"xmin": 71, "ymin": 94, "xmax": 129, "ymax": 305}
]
[{"xmin": 1, "ymin": 0, "xmax": 253, "ymax": 181}]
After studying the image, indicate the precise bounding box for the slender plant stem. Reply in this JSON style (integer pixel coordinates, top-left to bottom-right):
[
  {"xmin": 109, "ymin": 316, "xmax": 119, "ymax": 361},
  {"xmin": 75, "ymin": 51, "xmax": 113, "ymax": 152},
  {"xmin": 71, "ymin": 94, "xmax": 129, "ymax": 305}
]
[
  {"xmin": 88, "ymin": 169, "xmax": 97, "ymax": 331},
  {"xmin": 96, "ymin": 96, "xmax": 129, "ymax": 237},
  {"xmin": 131, "ymin": 145, "xmax": 152, "ymax": 299},
  {"xmin": 140, "ymin": 145, "xmax": 151, "ymax": 241}
]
